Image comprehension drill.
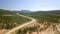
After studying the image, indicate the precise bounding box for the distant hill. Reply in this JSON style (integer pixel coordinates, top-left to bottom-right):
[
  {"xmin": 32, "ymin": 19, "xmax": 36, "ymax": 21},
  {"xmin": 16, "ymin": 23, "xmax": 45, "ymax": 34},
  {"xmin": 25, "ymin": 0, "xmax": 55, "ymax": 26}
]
[
  {"xmin": 0, "ymin": 9, "xmax": 17, "ymax": 15},
  {"xmin": 31, "ymin": 10, "xmax": 60, "ymax": 14},
  {"xmin": 20, "ymin": 10, "xmax": 32, "ymax": 13},
  {"xmin": 0, "ymin": 9, "xmax": 60, "ymax": 15}
]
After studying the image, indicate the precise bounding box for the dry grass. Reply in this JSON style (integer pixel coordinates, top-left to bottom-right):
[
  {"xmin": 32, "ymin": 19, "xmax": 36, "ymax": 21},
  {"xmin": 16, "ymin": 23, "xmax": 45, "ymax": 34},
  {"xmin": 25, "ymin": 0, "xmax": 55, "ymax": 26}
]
[{"xmin": 0, "ymin": 29, "xmax": 9, "ymax": 34}]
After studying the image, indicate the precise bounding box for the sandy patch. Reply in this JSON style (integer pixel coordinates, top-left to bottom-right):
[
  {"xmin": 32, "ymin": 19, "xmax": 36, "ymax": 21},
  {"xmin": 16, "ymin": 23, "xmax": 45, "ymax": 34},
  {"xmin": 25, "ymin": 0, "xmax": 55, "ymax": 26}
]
[{"xmin": 0, "ymin": 29, "xmax": 9, "ymax": 34}]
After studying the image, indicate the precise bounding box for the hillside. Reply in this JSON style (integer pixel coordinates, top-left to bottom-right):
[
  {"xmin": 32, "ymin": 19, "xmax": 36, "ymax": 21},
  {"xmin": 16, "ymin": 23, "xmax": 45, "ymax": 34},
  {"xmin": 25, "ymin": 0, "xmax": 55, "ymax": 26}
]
[
  {"xmin": 20, "ymin": 10, "xmax": 32, "ymax": 13},
  {"xmin": 16, "ymin": 10, "xmax": 60, "ymax": 34},
  {"xmin": 0, "ymin": 9, "xmax": 60, "ymax": 14},
  {"xmin": 0, "ymin": 9, "xmax": 31, "ymax": 34},
  {"xmin": 32, "ymin": 10, "xmax": 60, "ymax": 14},
  {"xmin": 0, "ymin": 9, "xmax": 60, "ymax": 34},
  {"xmin": 0, "ymin": 16, "xmax": 31, "ymax": 30}
]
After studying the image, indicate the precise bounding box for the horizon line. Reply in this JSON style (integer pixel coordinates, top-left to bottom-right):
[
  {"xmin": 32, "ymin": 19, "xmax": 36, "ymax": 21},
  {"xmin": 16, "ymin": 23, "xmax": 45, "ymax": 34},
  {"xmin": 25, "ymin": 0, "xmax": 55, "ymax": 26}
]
[{"xmin": 0, "ymin": 9, "xmax": 60, "ymax": 11}]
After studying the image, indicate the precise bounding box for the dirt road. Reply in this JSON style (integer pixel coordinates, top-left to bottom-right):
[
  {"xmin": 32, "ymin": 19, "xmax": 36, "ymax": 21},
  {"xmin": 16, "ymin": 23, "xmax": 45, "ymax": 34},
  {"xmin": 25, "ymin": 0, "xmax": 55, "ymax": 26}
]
[{"xmin": 5, "ymin": 13, "xmax": 36, "ymax": 34}]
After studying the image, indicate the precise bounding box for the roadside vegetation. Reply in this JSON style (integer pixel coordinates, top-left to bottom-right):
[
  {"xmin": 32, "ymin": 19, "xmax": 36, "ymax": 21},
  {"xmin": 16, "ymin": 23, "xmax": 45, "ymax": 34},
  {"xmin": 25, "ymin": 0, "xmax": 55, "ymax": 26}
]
[
  {"xmin": 16, "ymin": 13, "xmax": 60, "ymax": 34},
  {"xmin": 23, "ymin": 14, "xmax": 60, "ymax": 24},
  {"xmin": 1, "ymin": 9, "xmax": 60, "ymax": 34},
  {"xmin": 0, "ymin": 9, "xmax": 31, "ymax": 30},
  {"xmin": 16, "ymin": 25, "xmax": 40, "ymax": 34},
  {"xmin": 0, "ymin": 16, "xmax": 31, "ymax": 30}
]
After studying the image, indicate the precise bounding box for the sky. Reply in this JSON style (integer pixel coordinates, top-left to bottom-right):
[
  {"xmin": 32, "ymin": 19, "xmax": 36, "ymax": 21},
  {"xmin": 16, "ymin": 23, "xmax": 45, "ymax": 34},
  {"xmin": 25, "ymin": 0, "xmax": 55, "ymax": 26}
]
[{"xmin": 0, "ymin": 0, "xmax": 60, "ymax": 11}]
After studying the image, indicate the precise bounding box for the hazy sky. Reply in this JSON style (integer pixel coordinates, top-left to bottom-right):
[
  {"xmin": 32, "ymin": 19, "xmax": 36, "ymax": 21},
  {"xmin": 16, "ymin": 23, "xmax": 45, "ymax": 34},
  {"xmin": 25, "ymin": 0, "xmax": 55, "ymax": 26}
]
[{"xmin": 0, "ymin": 0, "xmax": 60, "ymax": 11}]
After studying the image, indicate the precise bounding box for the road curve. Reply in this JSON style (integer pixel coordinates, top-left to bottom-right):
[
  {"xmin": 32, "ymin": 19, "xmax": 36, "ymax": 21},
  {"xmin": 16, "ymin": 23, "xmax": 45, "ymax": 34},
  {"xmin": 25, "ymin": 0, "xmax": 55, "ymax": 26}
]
[{"xmin": 5, "ymin": 13, "xmax": 36, "ymax": 34}]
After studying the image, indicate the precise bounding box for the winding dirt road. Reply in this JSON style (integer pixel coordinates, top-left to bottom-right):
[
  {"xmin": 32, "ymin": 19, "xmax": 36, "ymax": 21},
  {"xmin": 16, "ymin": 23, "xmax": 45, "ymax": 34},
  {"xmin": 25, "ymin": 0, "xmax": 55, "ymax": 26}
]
[{"xmin": 5, "ymin": 13, "xmax": 36, "ymax": 34}]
